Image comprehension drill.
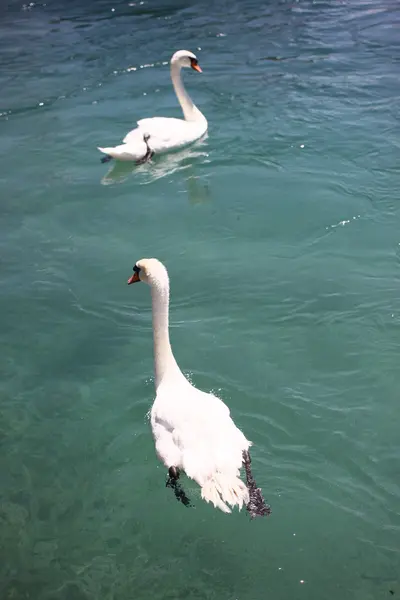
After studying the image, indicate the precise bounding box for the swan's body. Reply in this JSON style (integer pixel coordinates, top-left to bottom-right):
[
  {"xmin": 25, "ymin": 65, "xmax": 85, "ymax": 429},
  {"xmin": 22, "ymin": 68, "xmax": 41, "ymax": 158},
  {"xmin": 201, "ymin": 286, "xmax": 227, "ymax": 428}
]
[
  {"xmin": 98, "ymin": 50, "xmax": 208, "ymax": 163},
  {"xmin": 127, "ymin": 258, "xmax": 270, "ymax": 517}
]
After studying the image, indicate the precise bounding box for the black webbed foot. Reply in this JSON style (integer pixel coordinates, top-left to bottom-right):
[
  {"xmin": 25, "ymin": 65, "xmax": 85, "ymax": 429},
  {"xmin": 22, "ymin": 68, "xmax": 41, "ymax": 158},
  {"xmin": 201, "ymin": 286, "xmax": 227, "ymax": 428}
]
[
  {"xmin": 135, "ymin": 133, "xmax": 154, "ymax": 165},
  {"xmin": 168, "ymin": 466, "xmax": 180, "ymax": 480},
  {"xmin": 166, "ymin": 466, "xmax": 192, "ymax": 508},
  {"xmin": 242, "ymin": 450, "xmax": 271, "ymax": 519},
  {"xmin": 101, "ymin": 154, "xmax": 113, "ymax": 163}
]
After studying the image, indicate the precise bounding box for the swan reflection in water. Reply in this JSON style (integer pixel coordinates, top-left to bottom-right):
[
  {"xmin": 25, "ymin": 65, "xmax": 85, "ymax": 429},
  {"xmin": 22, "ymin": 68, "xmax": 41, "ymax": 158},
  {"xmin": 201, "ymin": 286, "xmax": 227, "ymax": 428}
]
[{"xmin": 100, "ymin": 136, "xmax": 211, "ymax": 205}]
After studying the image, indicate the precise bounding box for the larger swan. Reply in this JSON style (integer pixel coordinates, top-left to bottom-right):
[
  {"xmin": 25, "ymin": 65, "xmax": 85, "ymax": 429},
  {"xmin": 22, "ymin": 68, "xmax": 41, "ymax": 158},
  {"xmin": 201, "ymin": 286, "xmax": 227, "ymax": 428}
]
[
  {"xmin": 98, "ymin": 50, "xmax": 208, "ymax": 164},
  {"xmin": 127, "ymin": 258, "xmax": 270, "ymax": 518}
]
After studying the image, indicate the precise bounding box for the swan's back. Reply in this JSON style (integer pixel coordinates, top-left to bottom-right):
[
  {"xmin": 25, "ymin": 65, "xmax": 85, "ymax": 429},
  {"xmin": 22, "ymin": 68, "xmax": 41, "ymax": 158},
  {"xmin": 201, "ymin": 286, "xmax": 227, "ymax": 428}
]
[
  {"xmin": 151, "ymin": 382, "xmax": 250, "ymax": 487},
  {"xmin": 123, "ymin": 117, "xmax": 207, "ymax": 151}
]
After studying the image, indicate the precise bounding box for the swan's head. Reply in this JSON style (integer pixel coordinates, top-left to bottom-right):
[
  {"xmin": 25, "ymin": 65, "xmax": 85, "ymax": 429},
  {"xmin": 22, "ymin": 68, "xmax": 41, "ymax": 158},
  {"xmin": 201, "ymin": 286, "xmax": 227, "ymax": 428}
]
[
  {"xmin": 171, "ymin": 49, "xmax": 202, "ymax": 73},
  {"xmin": 127, "ymin": 258, "xmax": 169, "ymax": 288}
]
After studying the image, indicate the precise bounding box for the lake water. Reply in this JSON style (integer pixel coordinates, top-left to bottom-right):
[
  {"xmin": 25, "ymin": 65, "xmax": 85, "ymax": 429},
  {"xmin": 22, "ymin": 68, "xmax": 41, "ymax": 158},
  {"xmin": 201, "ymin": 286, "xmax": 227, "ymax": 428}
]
[{"xmin": 1, "ymin": 0, "xmax": 399, "ymax": 598}]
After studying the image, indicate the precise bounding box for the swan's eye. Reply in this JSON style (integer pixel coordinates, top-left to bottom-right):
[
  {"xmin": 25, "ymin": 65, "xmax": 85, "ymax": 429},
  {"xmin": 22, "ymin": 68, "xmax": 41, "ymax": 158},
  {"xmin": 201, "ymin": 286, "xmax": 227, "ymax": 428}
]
[{"xmin": 133, "ymin": 265, "xmax": 141, "ymax": 274}]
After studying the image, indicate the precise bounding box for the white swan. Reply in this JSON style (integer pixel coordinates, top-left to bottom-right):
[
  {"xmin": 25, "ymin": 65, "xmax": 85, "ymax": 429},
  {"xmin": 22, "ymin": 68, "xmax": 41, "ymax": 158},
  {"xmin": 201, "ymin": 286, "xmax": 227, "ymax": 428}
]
[
  {"xmin": 98, "ymin": 50, "xmax": 208, "ymax": 164},
  {"xmin": 127, "ymin": 258, "xmax": 270, "ymax": 517}
]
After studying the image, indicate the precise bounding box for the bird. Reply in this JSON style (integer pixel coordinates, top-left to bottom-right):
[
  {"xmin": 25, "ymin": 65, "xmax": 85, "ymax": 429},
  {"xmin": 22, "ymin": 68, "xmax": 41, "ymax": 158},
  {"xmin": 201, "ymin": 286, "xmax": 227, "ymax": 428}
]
[
  {"xmin": 127, "ymin": 258, "xmax": 270, "ymax": 518},
  {"xmin": 98, "ymin": 50, "xmax": 208, "ymax": 164}
]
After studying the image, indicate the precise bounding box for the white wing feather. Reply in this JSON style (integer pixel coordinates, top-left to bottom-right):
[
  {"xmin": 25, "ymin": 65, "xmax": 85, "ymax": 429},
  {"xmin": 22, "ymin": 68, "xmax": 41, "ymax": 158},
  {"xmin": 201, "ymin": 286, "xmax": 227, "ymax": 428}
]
[{"xmin": 151, "ymin": 383, "xmax": 251, "ymax": 513}]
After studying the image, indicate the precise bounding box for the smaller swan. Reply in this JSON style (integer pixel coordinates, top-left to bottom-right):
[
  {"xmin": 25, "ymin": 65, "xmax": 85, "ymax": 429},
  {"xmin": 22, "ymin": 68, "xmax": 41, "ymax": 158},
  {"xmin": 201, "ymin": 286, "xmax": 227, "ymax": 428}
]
[
  {"xmin": 98, "ymin": 50, "xmax": 207, "ymax": 164},
  {"xmin": 127, "ymin": 258, "xmax": 270, "ymax": 518}
]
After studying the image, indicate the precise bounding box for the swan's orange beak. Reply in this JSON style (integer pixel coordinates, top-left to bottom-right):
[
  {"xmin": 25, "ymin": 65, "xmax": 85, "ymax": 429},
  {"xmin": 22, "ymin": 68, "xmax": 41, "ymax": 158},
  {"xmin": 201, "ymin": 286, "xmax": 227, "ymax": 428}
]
[
  {"xmin": 127, "ymin": 272, "xmax": 140, "ymax": 284},
  {"xmin": 190, "ymin": 59, "xmax": 202, "ymax": 73}
]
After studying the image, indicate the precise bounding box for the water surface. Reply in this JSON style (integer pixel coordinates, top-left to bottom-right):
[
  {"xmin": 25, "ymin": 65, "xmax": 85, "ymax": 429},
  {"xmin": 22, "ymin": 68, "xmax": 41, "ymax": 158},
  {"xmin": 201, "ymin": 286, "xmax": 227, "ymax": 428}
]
[{"xmin": 1, "ymin": 0, "xmax": 400, "ymax": 598}]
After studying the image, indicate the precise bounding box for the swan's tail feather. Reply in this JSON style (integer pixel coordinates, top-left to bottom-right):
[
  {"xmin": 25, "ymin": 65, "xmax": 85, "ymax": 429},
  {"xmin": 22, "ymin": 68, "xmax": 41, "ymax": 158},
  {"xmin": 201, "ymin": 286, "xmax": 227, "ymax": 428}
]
[
  {"xmin": 98, "ymin": 146, "xmax": 114, "ymax": 155},
  {"xmin": 201, "ymin": 474, "xmax": 249, "ymax": 514},
  {"xmin": 97, "ymin": 142, "xmax": 147, "ymax": 162},
  {"xmin": 98, "ymin": 146, "xmax": 131, "ymax": 160}
]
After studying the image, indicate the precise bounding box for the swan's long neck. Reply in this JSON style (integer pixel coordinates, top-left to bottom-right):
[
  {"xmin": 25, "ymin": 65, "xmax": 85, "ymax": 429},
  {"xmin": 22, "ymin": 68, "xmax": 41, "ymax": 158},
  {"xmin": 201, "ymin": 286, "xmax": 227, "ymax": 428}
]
[
  {"xmin": 151, "ymin": 277, "xmax": 181, "ymax": 389},
  {"xmin": 171, "ymin": 62, "xmax": 205, "ymax": 122}
]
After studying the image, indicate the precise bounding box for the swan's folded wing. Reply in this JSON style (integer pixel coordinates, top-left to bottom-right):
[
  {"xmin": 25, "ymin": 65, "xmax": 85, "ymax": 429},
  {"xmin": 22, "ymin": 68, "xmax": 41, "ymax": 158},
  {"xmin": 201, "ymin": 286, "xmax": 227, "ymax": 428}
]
[
  {"xmin": 137, "ymin": 117, "xmax": 194, "ymax": 137},
  {"xmin": 151, "ymin": 388, "xmax": 248, "ymax": 478},
  {"xmin": 151, "ymin": 415, "xmax": 181, "ymax": 467},
  {"xmin": 176, "ymin": 415, "xmax": 249, "ymax": 486},
  {"xmin": 122, "ymin": 127, "xmax": 144, "ymax": 145},
  {"xmin": 177, "ymin": 392, "xmax": 249, "ymax": 479},
  {"xmin": 123, "ymin": 118, "xmax": 201, "ymax": 150}
]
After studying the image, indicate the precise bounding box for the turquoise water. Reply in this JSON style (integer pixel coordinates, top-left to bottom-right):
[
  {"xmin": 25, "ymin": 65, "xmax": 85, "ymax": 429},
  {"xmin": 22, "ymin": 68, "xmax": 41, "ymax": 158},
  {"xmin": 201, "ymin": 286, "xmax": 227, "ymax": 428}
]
[{"xmin": 1, "ymin": 0, "xmax": 400, "ymax": 598}]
